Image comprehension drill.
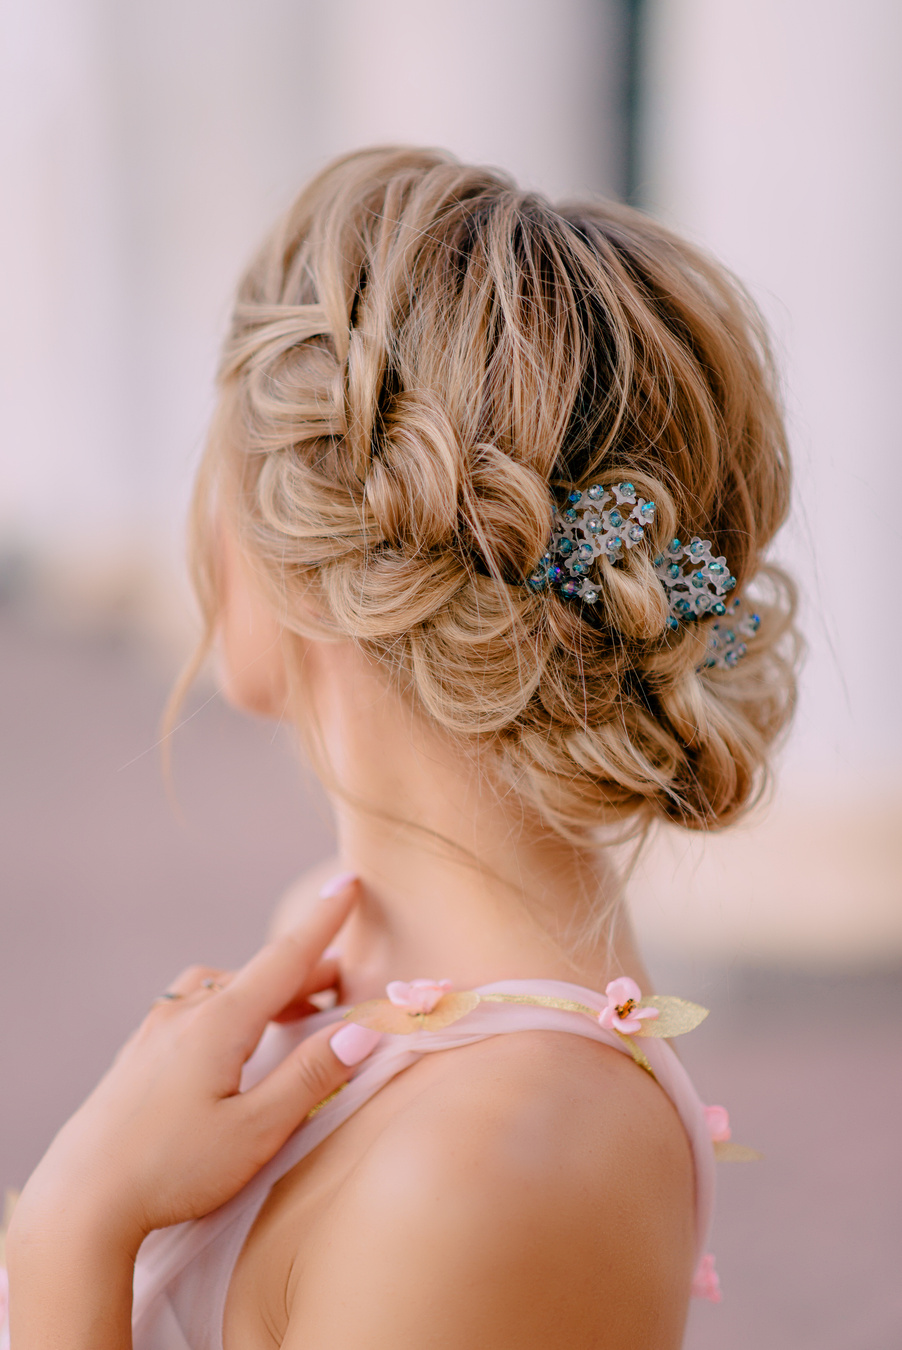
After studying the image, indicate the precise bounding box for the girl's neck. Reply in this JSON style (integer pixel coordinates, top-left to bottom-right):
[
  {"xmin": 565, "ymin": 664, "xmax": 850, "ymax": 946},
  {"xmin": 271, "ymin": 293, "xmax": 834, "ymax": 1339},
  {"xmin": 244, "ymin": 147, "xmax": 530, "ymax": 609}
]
[{"xmin": 297, "ymin": 639, "xmax": 649, "ymax": 1003}]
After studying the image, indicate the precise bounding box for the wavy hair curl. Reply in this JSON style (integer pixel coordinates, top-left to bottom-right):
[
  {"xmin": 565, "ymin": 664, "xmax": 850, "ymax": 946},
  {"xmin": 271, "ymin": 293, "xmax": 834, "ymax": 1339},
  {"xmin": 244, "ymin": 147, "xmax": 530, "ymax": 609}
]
[{"xmin": 189, "ymin": 146, "xmax": 798, "ymax": 843}]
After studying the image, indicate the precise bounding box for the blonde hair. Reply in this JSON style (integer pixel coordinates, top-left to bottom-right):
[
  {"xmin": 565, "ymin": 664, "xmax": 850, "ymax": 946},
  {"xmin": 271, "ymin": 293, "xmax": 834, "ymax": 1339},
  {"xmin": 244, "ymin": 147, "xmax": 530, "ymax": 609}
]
[{"xmin": 189, "ymin": 146, "xmax": 798, "ymax": 844}]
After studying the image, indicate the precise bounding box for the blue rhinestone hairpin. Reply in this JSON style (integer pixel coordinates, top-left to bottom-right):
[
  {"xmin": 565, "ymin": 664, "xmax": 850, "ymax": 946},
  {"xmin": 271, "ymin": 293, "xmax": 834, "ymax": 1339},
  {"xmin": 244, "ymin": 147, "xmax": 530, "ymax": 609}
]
[{"xmin": 526, "ymin": 482, "xmax": 759, "ymax": 670}]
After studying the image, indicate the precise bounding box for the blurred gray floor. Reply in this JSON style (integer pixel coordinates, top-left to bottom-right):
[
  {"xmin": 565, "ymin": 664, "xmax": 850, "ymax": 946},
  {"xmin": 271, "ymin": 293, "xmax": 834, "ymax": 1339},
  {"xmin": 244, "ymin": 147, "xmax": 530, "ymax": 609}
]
[{"xmin": 1, "ymin": 604, "xmax": 900, "ymax": 1349}]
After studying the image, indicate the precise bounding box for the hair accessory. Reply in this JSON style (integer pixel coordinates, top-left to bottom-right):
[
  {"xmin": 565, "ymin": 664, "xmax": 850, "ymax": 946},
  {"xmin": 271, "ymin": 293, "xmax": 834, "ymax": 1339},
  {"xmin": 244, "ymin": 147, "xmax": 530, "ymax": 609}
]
[
  {"xmin": 699, "ymin": 599, "xmax": 761, "ymax": 670},
  {"xmin": 526, "ymin": 483, "xmax": 759, "ymax": 669}
]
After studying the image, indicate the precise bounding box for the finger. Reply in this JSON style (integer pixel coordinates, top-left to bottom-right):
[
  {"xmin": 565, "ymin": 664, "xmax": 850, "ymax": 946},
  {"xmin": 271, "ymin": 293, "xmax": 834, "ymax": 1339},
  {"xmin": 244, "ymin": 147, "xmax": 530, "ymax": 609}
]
[
  {"xmin": 221, "ymin": 876, "xmax": 358, "ymax": 1043},
  {"xmin": 155, "ymin": 965, "xmax": 231, "ymax": 1001},
  {"xmin": 271, "ymin": 955, "xmax": 339, "ymax": 1013},
  {"xmin": 200, "ymin": 973, "xmax": 234, "ymax": 993},
  {"xmin": 238, "ymin": 1019, "xmax": 381, "ymax": 1153},
  {"xmin": 306, "ymin": 952, "xmax": 341, "ymax": 995},
  {"xmin": 268, "ymin": 947, "xmax": 343, "ymax": 1021},
  {"xmin": 271, "ymin": 998, "xmax": 323, "ymax": 1024}
]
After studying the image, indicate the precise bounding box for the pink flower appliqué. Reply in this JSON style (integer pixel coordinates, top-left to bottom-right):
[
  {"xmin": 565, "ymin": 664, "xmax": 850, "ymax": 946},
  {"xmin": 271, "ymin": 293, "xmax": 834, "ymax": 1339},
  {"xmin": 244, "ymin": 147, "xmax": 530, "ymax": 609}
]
[
  {"xmin": 386, "ymin": 979, "xmax": 453, "ymax": 1015},
  {"xmin": 598, "ymin": 977, "xmax": 660, "ymax": 1035},
  {"xmin": 691, "ymin": 1252, "xmax": 722, "ymax": 1303},
  {"xmin": 704, "ymin": 1104, "xmax": 732, "ymax": 1143}
]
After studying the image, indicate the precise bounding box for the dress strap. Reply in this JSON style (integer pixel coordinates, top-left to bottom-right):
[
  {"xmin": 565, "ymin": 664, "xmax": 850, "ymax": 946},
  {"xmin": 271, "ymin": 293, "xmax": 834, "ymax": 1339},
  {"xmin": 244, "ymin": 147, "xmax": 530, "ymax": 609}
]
[{"xmin": 132, "ymin": 979, "xmax": 716, "ymax": 1350}]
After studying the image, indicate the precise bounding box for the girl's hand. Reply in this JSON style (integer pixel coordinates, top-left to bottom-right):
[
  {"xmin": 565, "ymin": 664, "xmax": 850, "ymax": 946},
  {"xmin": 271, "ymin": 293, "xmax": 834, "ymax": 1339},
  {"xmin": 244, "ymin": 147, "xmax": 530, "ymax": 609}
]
[{"xmin": 10, "ymin": 875, "xmax": 373, "ymax": 1262}]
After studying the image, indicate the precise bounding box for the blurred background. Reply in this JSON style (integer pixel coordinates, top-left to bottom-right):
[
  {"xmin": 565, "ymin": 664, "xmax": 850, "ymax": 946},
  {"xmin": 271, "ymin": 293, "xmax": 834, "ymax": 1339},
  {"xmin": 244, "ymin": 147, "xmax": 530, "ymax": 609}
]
[{"xmin": 1, "ymin": 2, "xmax": 900, "ymax": 1346}]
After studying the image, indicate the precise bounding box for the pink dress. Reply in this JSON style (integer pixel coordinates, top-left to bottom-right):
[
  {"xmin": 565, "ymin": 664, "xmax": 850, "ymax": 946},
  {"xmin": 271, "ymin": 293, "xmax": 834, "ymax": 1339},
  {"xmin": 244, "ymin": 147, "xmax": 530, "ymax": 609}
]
[{"xmin": 131, "ymin": 979, "xmax": 717, "ymax": 1350}]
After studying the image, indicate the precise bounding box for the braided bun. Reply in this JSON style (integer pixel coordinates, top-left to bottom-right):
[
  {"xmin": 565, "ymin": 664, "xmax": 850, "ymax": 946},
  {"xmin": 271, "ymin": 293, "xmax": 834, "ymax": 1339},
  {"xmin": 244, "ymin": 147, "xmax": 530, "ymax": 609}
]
[{"xmin": 192, "ymin": 147, "xmax": 798, "ymax": 840}]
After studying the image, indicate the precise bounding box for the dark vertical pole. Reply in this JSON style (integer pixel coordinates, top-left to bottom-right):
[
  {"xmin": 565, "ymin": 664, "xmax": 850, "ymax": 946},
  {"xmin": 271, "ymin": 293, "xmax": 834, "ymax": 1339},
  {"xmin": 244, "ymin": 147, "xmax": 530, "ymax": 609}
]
[{"xmin": 621, "ymin": 0, "xmax": 647, "ymax": 205}]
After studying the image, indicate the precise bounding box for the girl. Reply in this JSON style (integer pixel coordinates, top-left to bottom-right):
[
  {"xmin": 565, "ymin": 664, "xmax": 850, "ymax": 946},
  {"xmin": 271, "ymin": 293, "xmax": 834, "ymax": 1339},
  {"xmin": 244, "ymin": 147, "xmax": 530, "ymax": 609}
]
[{"xmin": 7, "ymin": 146, "xmax": 796, "ymax": 1349}]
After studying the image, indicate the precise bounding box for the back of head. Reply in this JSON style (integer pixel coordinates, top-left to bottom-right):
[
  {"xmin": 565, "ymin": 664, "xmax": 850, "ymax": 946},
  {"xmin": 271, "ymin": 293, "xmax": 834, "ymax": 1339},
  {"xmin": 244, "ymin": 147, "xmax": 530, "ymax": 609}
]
[{"xmin": 194, "ymin": 146, "xmax": 798, "ymax": 841}]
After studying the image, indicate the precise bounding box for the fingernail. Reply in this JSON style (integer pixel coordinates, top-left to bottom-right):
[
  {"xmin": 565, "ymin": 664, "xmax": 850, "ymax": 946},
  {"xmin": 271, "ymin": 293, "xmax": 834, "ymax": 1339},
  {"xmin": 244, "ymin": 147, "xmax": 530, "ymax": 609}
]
[
  {"xmin": 319, "ymin": 871, "xmax": 357, "ymax": 899},
  {"xmin": 330, "ymin": 1022, "xmax": 382, "ymax": 1066}
]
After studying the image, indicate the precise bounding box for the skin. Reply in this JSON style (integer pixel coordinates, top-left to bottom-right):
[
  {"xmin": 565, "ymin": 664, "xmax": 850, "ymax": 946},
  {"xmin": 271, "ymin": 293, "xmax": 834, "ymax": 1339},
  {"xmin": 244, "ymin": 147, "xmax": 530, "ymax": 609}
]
[{"xmin": 7, "ymin": 530, "xmax": 696, "ymax": 1349}]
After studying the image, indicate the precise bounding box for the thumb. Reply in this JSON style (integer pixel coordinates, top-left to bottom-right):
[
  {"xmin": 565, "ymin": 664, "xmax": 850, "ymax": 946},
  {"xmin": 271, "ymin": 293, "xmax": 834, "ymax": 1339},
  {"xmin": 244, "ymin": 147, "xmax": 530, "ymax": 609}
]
[{"xmin": 241, "ymin": 1020, "xmax": 382, "ymax": 1150}]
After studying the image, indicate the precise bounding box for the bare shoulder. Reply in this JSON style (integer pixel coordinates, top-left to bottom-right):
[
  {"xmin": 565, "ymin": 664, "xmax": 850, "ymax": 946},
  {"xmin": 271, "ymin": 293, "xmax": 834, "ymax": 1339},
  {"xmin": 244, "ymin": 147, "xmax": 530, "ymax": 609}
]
[{"xmin": 285, "ymin": 1032, "xmax": 696, "ymax": 1350}]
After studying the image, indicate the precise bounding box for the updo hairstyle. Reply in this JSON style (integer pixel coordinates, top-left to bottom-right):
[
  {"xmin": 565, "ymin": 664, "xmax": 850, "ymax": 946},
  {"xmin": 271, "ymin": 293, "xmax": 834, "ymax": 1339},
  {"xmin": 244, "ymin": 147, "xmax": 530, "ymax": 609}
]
[{"xmin": 191, "ymin": 146, "xmax": 798, "ymax": 842}]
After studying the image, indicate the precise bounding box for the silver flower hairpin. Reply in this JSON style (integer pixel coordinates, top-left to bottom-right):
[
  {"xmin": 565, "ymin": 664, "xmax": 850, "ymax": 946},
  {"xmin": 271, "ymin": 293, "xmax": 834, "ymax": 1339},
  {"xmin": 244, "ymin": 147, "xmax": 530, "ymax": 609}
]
[{"xmin": 526, "ymin": 482, "xmax": 759, "ymax": 670}]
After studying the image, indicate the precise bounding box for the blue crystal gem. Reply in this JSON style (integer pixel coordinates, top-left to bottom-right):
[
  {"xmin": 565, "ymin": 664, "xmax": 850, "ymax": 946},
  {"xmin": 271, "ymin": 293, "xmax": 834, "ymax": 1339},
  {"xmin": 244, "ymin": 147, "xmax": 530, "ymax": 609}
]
[
  {"xmin": 708, "ymin": 562, "xmax": 724, "ymax": 575},
  {"xmin": 640, "ymin": 501, "xmax": 656, "ymax": 517},
  {"xmin": 691, "ymin": 571, "xmax": 706, "ymax": 589},
  {"xmin": 547, "ymin": 564, "xmax": 564, "ymax": 584},
  {"xmin": 587, "ymin": 484, "xmax": 604, "ymax": 500},
  {"xmin": 689, "ymin": 539, "xmax": 705, "ymax": 557},
  {"xmin": 563, "ymin": 508, "xmax": 578, "ymax": 523},
  {"xmin": 571, "ymin": 562, "xmax": 588, "ymax": 576},
  {"xmin": 578, "ymin": 543, "xmax": 594, "ymax": 561},
  {"xmin": 605, "ymin": 535, "xmax": 623, "ymax": 552},
  {"xmin": 724, "ymin": 575, "xmax": 737, "ymax": 590},
  {"xmin": 653, "ymin": 554, "xmax": 664, "ymax": 567},
  {"xmin": 587, "ymin": 517, "xmax": 603, "ymax": 534},
  {"xmin": 667, "ymin": 563, "xmax": 680, "ymax": 580},
  {"xmin": 561, "ymin": 578, "xmax": 581, "ymax": 598},
  {"xmin": 582, "ymin": 589, "xmax": 599, "ymax": 604},
  {"xmin": 568, "ymin": 490, "xmax": 583, "ymax": 504},
  {"xmin": 628, "ymin": 524, "xmax": 644, "ymax": 542},
  {"xmin": 609, "ymin": 510, "xmax": 623, "ymax": 527},
  {"xmin": 557, "ymin": 538, "xmax": 574, "ymax": 556},
  {"xmin": 669, "ymin": 538, "xmax": 682, "ymax": 554},
  {"xmin": 749, "ymin": 613, "xmax": 761, "ymax": 631},
  {"xmin": 527, "ymin": 571, "xmax": 546, "ymax": 591},
  {"xmin": 618, "ymin": 481, "xmax": 635, "ymax": 497},
  {"xmin": 711, "ymin": 601, "xmax": 726, "ymax": 616},
  {"xmin": 667, "ymin": 616, "xmax": 680, "ymax": 631}
]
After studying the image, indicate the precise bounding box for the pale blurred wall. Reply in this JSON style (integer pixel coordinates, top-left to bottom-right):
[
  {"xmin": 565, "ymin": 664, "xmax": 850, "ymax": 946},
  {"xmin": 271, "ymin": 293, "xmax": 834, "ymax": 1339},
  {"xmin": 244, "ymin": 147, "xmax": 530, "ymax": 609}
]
[
  {"xmin": 630, "ymin": 0, "xmax": 902, "ymax": 966},
  {"xmin": 1, "ymin": 0, "xmax": 899, "ymax": 961},
  {"xmin": 0, "ymin": 0, "xmax": 626, "ymax": 601},
  {"xmin": 644, "ymin": 0, "xmax": 902, "ymax": 789}
]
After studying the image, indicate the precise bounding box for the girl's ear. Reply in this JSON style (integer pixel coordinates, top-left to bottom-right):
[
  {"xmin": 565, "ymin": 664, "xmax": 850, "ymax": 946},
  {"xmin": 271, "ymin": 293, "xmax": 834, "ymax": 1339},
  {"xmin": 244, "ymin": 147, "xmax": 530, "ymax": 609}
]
[{"xmin": 216, "ymin": 528, "xmax": 290, "ymax": 718}]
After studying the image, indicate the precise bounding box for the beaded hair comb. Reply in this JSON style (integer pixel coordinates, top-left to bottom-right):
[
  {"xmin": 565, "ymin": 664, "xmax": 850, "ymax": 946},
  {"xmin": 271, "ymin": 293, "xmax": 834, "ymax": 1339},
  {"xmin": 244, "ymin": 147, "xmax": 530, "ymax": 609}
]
[{"xmin": 526, "ymin": 483, "xmax": 760, "ymax": 670}]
